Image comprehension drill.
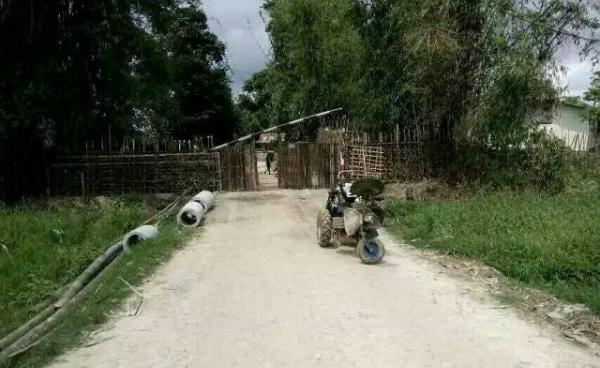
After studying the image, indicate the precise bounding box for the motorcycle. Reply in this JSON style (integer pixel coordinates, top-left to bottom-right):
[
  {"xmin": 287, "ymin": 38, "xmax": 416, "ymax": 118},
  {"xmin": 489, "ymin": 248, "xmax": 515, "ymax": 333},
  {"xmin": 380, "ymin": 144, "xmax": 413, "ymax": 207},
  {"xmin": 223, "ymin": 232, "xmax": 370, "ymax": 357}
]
[{"xmin": 316, "ymin": 171, "xmax": 386, "ymax": 264}]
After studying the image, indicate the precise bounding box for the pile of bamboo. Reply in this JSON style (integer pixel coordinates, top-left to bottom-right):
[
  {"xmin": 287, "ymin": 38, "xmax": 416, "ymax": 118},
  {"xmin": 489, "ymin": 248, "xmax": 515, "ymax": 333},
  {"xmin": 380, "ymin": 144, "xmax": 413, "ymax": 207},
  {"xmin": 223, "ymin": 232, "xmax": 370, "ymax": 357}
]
[{"xmin": 0, "ymin": 192, "xmax": 188, "ymax": 363}]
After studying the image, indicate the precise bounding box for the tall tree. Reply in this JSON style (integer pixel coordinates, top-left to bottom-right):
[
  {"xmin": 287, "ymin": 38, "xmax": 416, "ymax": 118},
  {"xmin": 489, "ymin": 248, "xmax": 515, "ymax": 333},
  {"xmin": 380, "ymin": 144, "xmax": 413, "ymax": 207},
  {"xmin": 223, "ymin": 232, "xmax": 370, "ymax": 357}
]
[
  {"xmin": 261, "ymin": 0, "xmax": 363, "ymax": 123},
  {"xmin": 250, "ymin": 0, "xmax": 599, "ymax": 147},
  {"xmin": 133, "ymin": 5, "xmax": 236, "ymax": 141},
  {"xmin": 235, "ymin": 69, "xmax": 274, "ymax": 134}
]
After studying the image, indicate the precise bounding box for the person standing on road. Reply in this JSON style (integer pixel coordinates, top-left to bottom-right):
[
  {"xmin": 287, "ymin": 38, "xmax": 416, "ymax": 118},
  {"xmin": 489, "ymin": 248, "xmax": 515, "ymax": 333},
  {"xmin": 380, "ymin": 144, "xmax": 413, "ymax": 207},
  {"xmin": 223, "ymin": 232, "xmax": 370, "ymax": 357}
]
[{"xmin": 265, "ymin": 152, "xmax": 272, "ymax": 175}]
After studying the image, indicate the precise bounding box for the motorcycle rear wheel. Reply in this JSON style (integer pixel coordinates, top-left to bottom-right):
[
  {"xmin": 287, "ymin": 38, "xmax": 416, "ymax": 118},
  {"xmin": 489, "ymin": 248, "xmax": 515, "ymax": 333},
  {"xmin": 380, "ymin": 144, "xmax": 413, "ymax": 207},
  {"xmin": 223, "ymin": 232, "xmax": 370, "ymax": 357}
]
[{"xmin": 316, "ymin": 209, "xmax": 333, "ymax": 248}]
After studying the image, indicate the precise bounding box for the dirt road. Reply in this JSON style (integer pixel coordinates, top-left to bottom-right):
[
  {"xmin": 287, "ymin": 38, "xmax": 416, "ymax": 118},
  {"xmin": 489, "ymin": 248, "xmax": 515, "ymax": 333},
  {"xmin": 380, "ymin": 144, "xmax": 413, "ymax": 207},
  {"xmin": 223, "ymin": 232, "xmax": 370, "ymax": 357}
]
[{"xmin": 50, "ymin": 190, "xmax": 599, "ymax": 368}]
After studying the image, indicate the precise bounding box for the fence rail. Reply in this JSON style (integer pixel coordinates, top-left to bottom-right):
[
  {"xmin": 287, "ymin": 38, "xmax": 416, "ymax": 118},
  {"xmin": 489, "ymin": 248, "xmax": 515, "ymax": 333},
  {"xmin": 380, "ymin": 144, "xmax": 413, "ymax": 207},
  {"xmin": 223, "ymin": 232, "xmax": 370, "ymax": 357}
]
[
  {"xmin": 82, "ymin": 136, "xmax": 215, "ymax": 155},
  {"xmin": 219, "ymin": 147, "xmax": 259, "ymax": 192}
]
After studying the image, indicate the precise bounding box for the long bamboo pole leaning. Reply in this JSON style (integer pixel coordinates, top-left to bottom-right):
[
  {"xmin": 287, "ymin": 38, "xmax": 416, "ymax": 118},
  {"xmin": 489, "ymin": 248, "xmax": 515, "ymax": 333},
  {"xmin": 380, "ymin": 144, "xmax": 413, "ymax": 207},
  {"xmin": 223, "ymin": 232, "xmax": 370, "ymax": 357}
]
[
  {"xmin": 0, "ymin": 243, "xmax": 126, "ymax": 360},
  {"xmin": 0, "ymin": 189, "xmax": 191, "ymax": 362},
  {"xmin": 211, "ymin": 108, "xmax": 344, "ymax": 151}
]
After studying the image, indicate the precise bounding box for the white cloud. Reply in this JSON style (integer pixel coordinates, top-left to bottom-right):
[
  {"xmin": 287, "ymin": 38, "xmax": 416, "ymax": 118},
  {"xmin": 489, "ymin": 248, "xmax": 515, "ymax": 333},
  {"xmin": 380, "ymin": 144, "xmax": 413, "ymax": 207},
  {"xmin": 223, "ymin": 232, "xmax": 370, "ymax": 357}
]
[
  {"xmin": 556, "ymin": 43, "xmax": 596, "ymax": 97},
  {"xmin": 202, "ymin": 0, "xmax": 271, "ymax": 93}
]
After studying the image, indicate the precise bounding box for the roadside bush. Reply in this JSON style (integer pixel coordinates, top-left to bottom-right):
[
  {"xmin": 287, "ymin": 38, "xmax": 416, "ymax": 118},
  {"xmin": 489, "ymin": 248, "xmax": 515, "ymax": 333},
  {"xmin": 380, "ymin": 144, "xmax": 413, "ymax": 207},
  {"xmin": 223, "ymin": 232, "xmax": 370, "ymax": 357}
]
[
  {"xmin": 564, "ymin": 152, "xmax": 600, "ymax": 193},
  {"xmin": 449, "ymin": 132, "xmax": 566, "ymax": 193}
]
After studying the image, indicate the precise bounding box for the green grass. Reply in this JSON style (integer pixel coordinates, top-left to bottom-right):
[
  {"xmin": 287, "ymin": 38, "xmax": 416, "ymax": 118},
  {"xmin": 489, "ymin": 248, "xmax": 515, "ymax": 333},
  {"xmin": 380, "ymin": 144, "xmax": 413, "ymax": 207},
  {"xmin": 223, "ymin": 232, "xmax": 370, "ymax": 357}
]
[
  {"xmin": 385, "ymin": 191, "xmax": 600, "ymax": 315},
  {"xmin": 0, "ymin": 198, "xmax": 186, "ymax": 368}
]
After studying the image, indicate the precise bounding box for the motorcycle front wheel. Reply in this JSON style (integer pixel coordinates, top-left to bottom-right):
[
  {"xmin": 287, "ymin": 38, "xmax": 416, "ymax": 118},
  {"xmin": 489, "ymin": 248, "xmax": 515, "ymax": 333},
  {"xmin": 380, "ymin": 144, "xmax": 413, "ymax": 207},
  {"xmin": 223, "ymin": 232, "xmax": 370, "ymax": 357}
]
[{"xmin": 356, "ymin": 237, "xmax": 385, "ymax": 264}]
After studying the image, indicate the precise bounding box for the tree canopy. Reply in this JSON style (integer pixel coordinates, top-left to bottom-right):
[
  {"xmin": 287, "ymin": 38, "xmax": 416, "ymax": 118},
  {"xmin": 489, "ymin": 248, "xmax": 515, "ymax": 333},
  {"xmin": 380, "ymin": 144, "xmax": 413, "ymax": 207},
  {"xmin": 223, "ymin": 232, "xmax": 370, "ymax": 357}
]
[
  {"xmin": 237, "ymin": 0, "xmax": 599, "ymax": 146},
  {"xmin": 0, "ymin": 0, "xmax": 236, "ymax": 199}
]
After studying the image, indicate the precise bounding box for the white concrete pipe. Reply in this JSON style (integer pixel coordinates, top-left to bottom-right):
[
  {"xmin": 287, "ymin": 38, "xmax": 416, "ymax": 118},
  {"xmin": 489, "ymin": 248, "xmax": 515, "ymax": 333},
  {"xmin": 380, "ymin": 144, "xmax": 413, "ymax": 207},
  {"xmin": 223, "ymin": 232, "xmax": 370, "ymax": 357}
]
[
  {"xmin": 192, "ymin": 190, "xmax": 215, "ymax": 211},
  {"xmin": 177, "ymin": 201, "xmax": 205, "ymax": 227},
  {"xmin": 177, "ymin": 191, "xmax": 215, "ymax": 228},
  {"xmin": 123, "ymin": 225, "xmax": 159, "ymax": 247}
]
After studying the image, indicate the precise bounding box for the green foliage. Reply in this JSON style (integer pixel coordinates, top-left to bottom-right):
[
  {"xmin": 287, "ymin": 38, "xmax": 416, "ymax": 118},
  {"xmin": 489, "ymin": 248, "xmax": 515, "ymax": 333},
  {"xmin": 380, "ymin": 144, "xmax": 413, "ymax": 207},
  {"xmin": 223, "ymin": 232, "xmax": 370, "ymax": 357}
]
[
  {"xmin": 239, "ymin": 0, "xmax": 364, "ymax": 126},
  {"xmin": 235, "ymin": 70, "xmax": 274, "ymax": 134},
  {"xmin": 385, "ymin": 190, "xmax": 600, "ymax": 314},
  {"xmin": 0, "ymin": 201, "xmax": 145, "ymax": 336},
  {"xmin": 245, "ymin": 0, "xmax": 598, "ymax": 143},
  {"xmin": 0, "ymin": 199, "xmax": 185, "ymax": 368},
  {"xmin": 563, "ymin": 150, "xmax": 600, "ymax": 193},
  {"xmin": 563, "ymin": 96, "xmax": 586, "ymax": 108},
  {"xmin": 584, "ymin": 70, "xmax": 600, "ymax": 131},
  {"xmin": 236, "ymin": 0, "xmax": 599, "ymax": 191},
  {"xmin": 451, "ymin": 132, "xmax": 567, "ymax": 193}
]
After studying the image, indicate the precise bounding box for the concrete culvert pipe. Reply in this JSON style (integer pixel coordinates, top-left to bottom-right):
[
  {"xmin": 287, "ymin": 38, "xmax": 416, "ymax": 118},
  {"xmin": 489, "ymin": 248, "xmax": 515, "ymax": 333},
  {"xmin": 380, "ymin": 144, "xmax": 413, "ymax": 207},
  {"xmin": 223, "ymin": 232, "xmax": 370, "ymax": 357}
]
[
  {"xmin": 177, "ymin": 201, "xmax": 206, "ymax": 228},
  {"xmin": 123, "ymin": 225, "xmax": 159, "ymax": 247},
  {"xmin": 192, "ymin": 190, "xmax": 215, "ymax": 211},
  {"xmin": 177, "ymin": 191, "xmax": 216, "ymax": 228}
]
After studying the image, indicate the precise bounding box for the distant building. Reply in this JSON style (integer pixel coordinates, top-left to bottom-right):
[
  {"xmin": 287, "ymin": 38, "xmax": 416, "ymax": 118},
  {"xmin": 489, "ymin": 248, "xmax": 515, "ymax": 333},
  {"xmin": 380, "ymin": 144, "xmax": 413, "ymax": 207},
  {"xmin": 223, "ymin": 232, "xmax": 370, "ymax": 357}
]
[
  {"xmin": 540, "ymin": 101, "xmax": 599, "ymax": 151},
  {"xmin": 256, "ymin": 133, "xmax": 283, "ymax": 150}
]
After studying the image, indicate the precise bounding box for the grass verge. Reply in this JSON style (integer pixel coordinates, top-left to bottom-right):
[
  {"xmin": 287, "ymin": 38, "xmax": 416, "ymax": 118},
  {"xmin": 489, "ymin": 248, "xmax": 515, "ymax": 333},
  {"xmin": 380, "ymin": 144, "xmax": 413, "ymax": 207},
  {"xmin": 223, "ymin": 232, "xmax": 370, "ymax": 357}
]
[
  {"xmin": 0, "ymin": 198, "xmax": 186, "ymax": 368},
  {"xmin": 385, "ymin": 191, "xmax": 600, "ymax": 315}
]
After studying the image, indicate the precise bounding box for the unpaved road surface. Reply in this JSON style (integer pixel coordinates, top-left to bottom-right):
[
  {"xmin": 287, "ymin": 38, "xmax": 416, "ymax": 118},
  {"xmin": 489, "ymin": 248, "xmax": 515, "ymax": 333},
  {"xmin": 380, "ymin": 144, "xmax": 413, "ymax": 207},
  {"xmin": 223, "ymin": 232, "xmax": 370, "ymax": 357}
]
[{"xmin": 50, "ymin": 190, "xmax": 599, "ymax": 368}]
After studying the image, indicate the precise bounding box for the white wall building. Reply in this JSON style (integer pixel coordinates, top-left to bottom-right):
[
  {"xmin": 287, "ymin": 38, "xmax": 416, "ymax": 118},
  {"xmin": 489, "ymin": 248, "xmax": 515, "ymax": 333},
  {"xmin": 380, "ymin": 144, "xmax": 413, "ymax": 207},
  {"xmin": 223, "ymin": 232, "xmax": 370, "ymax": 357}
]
[{"xmin": 540, "ymin": 102, "xmax": 599, "ymax": 151}]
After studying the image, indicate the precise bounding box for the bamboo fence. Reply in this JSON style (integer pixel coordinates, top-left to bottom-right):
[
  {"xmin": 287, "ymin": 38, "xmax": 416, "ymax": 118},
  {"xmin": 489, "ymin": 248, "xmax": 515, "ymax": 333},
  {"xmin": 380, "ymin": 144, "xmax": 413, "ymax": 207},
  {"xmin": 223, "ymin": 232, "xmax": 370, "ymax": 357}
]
[
  {"xmin": 277, "ymin": 144, "xmax": 340, "ymax": 189},
  {"xmin": 49, "ymin": 146, "xmax": 259, "ymax": 196},
  {"xmin": 218, "ymin": 146, "xmax": 259, "ymax": 192},
  {"xmin": 83, "ymin": 136, "xmax": 215, "ymax": 155}
]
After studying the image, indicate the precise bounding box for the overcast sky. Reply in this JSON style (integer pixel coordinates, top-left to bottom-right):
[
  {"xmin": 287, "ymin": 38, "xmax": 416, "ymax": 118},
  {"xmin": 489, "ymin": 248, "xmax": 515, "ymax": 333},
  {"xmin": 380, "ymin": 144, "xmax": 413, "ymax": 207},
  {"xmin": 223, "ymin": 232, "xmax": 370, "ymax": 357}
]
[
  {"xmin": 202, "ymin": 0, "xmax": 270, "ymax": 93},
  {"xmin": 202, "ymin": 0, "xmax": 595, "ymax": 97},
  {"xmin": 557, "ymin": 45, "xmax": 596, "ymax": 97}
]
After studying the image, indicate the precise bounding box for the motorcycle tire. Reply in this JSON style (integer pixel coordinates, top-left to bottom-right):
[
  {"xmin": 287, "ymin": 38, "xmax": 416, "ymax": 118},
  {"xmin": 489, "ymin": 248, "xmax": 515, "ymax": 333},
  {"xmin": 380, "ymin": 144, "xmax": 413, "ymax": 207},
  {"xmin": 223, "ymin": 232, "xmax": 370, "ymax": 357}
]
[
  {"xmin": 317, "ymin": 209, "xmax": 333, "ymax": 248},
  {"xmin": 356, "ymin": 237, "xmax": 385, "ymax": 264}
]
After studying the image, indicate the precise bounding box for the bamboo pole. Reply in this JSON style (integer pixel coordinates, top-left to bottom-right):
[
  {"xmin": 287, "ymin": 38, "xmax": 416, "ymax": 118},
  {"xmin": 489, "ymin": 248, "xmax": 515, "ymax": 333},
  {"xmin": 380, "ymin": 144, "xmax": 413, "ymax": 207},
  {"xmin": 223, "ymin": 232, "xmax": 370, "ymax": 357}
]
[
  {"xmin": 0, "ymin": 250, "xmax": 124, "ymax": 362},
  {"xmin": 212, "ymin": 108, "xmax": 343, "ymax": 151},
  {"xmin": 53, "ymin": 243, "xmax": 123, "ymax": 309},
  {"xmin": 0, "ymin": 305, "xmax": 54, "ymax": 352}
]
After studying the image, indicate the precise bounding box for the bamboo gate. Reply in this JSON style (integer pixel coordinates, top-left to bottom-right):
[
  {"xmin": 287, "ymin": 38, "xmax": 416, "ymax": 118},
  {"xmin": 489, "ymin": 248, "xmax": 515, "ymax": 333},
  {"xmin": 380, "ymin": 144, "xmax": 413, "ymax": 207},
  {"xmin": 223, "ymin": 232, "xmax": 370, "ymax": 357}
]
[
  {"xmin": 276, "ymin": 140, "xmax": 429, "ymax": 190},
  {"xmin": 277, "ymin": 144, "xmax": 340, "ymax": 189}
]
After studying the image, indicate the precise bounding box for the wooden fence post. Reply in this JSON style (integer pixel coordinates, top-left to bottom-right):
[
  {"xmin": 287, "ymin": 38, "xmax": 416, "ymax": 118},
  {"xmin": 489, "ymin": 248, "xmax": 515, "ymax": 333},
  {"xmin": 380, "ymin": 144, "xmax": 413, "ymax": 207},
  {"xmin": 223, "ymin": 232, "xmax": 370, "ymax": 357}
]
[
  {"xmin": 216, "ymin": 152, "xmax": 222, "ymax": 191},
  {"xmin": 80, "ymin": 171, "xmax": 86, "ymax": 197},
  {"xmin": 108, "ymin": 125, "xmax": 112, "ymax": 155}
]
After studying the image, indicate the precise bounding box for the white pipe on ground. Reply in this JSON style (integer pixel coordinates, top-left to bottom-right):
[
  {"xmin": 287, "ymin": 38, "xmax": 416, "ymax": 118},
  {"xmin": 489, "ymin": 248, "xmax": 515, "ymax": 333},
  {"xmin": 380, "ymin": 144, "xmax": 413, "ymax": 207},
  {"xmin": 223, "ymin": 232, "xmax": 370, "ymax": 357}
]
[
  {"xmin": 177, "ymin": 191, "xmax": 216, "ymax": 228},
  {"xmin": 192, "ymin": 190, "xmax": 215, "ymax": 210},
  {"xmin": 123, "ymin": 225, "xmax": 159, "ymax": 247},
  {"xmin": 177, "ymin": 201, "xmax": 205, "ymax": 227}
]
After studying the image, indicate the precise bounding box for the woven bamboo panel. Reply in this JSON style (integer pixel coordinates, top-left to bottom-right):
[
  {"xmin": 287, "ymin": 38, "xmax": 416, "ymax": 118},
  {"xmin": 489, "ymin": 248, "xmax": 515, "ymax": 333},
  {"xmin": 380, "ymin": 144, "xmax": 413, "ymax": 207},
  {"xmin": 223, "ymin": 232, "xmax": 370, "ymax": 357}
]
[
  {"xmin": 382, "ymin": 143, "xmax": 426, "ymax": 181},
  {"xmin": 277, "ymin": 144, "xmax": 339, "ymax": 189},
  {"xmin": 49, "ymin": 147, "xmax": 260, "ymax": 196},
  {"xmin": 218, "ymin": 146, "xmax": 259, "ymax": 192},
  {"xmin": 346, "ymin": 145, "xmax": 385, "ymax": 180}
]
